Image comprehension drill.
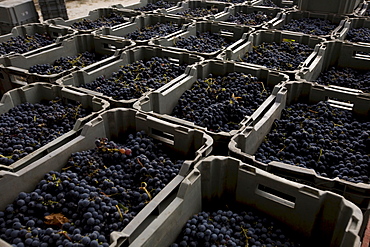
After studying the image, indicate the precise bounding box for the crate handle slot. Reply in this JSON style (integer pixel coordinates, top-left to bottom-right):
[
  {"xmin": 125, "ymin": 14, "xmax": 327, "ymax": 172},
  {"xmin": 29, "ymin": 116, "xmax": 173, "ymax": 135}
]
[
  {"xmin": 151, "ymin": 128, "xmax": 175, "ymax": 145},
  {"xmin": 326, "ymin": 97, "xmax": 354, "ymax": 111},
  {"xmin": 10, "ymin": 74, "xmax": 28, "ymax": 86},
  {"xmin": 220, "ymin": 29, "xmax": 234, "ymax": 38},
  {"xmin": 256, "ymin": 184, "xmax": 296, "ymax": 208},
  {"xmin": 167, "ymin": 57, "xmax": 180, "ymax": 65},
  {"xmin": 353, "ymin": 51, "xmax": 370, "ymax": 61},
  {"xmin": 103, "ymin": 43, "xmax": 116, "ymax": 50}
]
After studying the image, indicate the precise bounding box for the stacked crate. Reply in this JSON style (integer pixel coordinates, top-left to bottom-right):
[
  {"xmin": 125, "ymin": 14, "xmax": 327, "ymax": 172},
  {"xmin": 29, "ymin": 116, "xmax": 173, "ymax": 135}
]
[
  {"xmin": 0, "ymin": 0, "xmax": 39, "ymax": 34},
  {"xmin": 38, "ymin": 0, "xmax": 68, "ymax": 21}
]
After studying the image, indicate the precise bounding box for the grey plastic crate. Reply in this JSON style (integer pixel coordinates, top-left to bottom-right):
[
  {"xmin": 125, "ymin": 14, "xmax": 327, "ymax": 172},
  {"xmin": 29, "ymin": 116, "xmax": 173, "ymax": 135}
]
[
  {"xmin": 0, "ymin": 23, "xmax": 76, "ymax": 58},
  {"xmin": 160, "ymin": 0, "xmax": 232, "ymax": 21},
  {"xmin": 0, "ymin": 34, "xmax": 135, "ymax": 93},
  {"xmin": 229, "ymin": 79, "xmax": 370, "ymax": 210},
  {"xmin": 360, "ymin": 203, "xmax": 370, "ymax": 245},
  {"xmin": 297, "ymin": 40, "xmax": 370, "ymax": 93},
  {"xmin": 266, "ymin": 10, "xmax": 348, "ymax": 40},
  {"xmin": 46, "ymin": 7, "xmax": 139, "ymax": 33},
  {"xmin": 38, "ymin": 0, "xmax": 68, "ymax": 21},
  {"xmin": 211, "ymin": 5, "xmax": 285, "ymax": 28},
  {"xmin": 218, "ymin": 29, "xmax": 326, "ymax": 77},
  {"xmin": 332, "ymin": 17, "xmax": 370, "ymax": 43},
  {"xmin": 111, "ymin": 0, "xmax": 183, "ymax": 13},
  {"xmin": 0, "ymin": 108, "xmax": 213, "ymax": 246},
  {"xmin": 0, "ymin": 82, "xmax": 109, "ymax": 173},
  {"xmin": 0, "ymin": 0, "xmax": 39, "ymax": 27},
  {"xmin": 127, "ymin": 156, "xmax": 363, "ymax": 247},
  {"xmin": 134, "ymin": 59, "xmax": 289, "ymax": 155},
  {"xmin": 58, "ymin": 45, "xmax": 204, "ymax": 108},
  {"xmin": 297, "ymin": 0, "xmax": 362, "ymax": 15},
  {"xmin": 149, "ymin": 20, "xmax": 255, "ymax": 58},
  {"xmin": 252, "ymin": 0, "xmax": 298, "ymax": 9},
  {"xmin": 94, "ymin": 13, "xmax": 194, "ymax": 45},
  {"xmin": 352, "ymin": 1, "xmax": 369, "ymax": 16}
]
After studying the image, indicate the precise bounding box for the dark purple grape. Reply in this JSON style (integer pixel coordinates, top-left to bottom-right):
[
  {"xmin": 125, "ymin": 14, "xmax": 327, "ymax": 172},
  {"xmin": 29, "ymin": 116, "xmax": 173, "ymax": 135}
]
[
  {"xmin": 171, "ymin": 209, "xmax": 301, "ymax": 246},
  {"xmin": 135, "ymin": 0, "xmax": 177, "ymax": 11},
  {"xmin": 28, "ymin": 51, "xmax": 109, "ymax": 75},
  {"xmin": 280, "ymin": 18, "xmax": 337, "ymax": 36},
  {"xmin": 0, "ymin": 131, "xmax": 184, "ymax": 246},
  {"xmin": 80, "ymin": 56, "xmax": 187, "ymax": 100},
  {"xmin": 0, "ymin": 98, "xmax": 91, "ymax": 166},
  {"xmin": 171, "ymin": 72, "xmax": 271, "ymax": 132},
  {"xmin": 70, "ymin": 12, "xmax": 128, "ymax": 30},
  {"xmin": 315, "ymin": 66, "xmax": 370, "ymax": 93},
  {"xmin": 255, "ymin": 101, "xmax": 370, "ymax": 183},
  {"xmin": 242, "ymin": 41, "xmax": 314, "ymax": 71},
  {"xmin": 0, "ymin": 33, "xmax": 55, "ymax": 56}
]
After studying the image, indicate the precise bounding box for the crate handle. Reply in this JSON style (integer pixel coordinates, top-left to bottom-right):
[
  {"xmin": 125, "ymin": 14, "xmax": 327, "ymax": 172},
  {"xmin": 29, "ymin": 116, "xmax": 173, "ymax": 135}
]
[
  {"xmin": 256, "ymin": 184, "xmax": 296, "ymax": 208},
  {"xmin": 353, "ymin": 51, "xmax": 370, "ymax": 61},
  {"xmin": 326, "ymin": 98, "xmax": 354, "ymax": 111},
  {"xmin": 167, "ymin": 57, "xmax": 180, "ymax": 66},
  {"xmin": 220, "ymin": 29, "xmax": 234, "ymax": 38},
  {"xmin": 151, "ymin": 128, "xmax": 175, "ymax": 145}
]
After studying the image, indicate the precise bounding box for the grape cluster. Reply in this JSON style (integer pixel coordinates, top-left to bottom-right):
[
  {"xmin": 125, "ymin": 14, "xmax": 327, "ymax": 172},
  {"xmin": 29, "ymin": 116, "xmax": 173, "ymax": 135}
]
[
  {"xmin": 171, "ymin": 209, "xmax": 301, "ymax": 247},
  {"xmin": 213, "ymin": 0, "xmax": 247, "ymax": 3},
  {"xmin": 70, "ymin": 13, "xmax": 128, "ymax": 30},
  {"xmin": 227, "ymin": 11, "xmax": 274, "ymax": 26},
  {"xmin": 29, "ymin": 52, "xmax": 109, "ymax": 75},
  {"xmin": 0, "ymin": 132, "xmax": 184, "ymax": 247},
  {"xmin": 346, "ymin": 27, "xmax": 370, "ymax": 43},
  {"xmin": 174, "ymin": 31, "xmax": 232, "ymax": 53},
  {"xmin": 124, "ymin": 22, "xmax": 182, "ymax": 40},
  {"xmin": 80, "ymin": 57, "xmax": 187, "ymax": 100},
  {"xmin": 280, "ymin": 18, "xmax": 337, "ymax": 36},
  {"xmin": 0, "ymin": 98, "xmax": 91, "ymax": 166},
  {"xmin": 255, "ymin": 101, "xmax": 370, "ymax": 183},
  {"xmin": 314, "ymin": 66, "xmax": 370, "ymax": 93},
  {"xmin": 171, "ymin": 72, "xmax": 271, "ymax": 132},
  {"xmin": 259, "ymin": 0, "xmax": 278, "ymax": 7},
  {"xmin": 135, "ymin": 0, "xmax": 177, "ymax": 11},
  {"xmin": 175, "ymin": 6, "xmax": 220, "ymax": 18},
  {"xmin": 0, "ymin": 33, "xmax": 55, "ymax": 56},
  {"xmin": 242, "ymin": 41, "xmax": 314, "ymax": 71}
]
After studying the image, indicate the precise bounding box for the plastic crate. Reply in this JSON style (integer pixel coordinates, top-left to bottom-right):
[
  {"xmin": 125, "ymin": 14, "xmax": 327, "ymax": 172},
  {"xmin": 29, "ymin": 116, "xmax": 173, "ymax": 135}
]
[
  {"xmin": 0, "ymin": 23, "xmax": 76, "ymax": 59},
  {"xmin": 229, "ymin": 79, "xmax": 370, "ymax": 211},
  {"xmin": 160, "ymin": 0, "xmax": 233, "ymax": 21},
  {"xmin": 297, "ymin": 40, "xmax": 370, "ymax": 93},
  {"xmin": 0, "ymin": 108, "xmax": 213, "ymax": 246},
  {"xmin": 38, "ymin": 0, "xmax": 68, "ymax": 21},
  {"xmin": 218, "ymin": 29, "xmax": 326, "ymax": 77},
  {"xmin": 0, "ymin": 82, "xmax": 109, "ymax": 174},
  {"xmin": 57, "ymin": 45, "xmax": 204, "ymax": 108},
  {"xmin": 0, "ymin": 34, "xmax": 135, "ymax": 93},
  {"xmin": 149, "ymin": 20, "xmax": 255, "ymax": 58},
  {"xmin": 352, "ymin": 1, "xmax": 369, "ymax": 16},
  {"xmin": 134, "ymin": 59, "xmax": 289, "ymax": 155},
  {"xmin": 127, "ymin": 156, "xmax": 363, "ymax": 247},
  {"xmin": 94, "ymin": 13, "xmax": 194, "ymax": 45},
  {"xmin": 252, "ymin": 0, "xmax": 298, "ymax": 9},
  {"xmin": 332, "ymin": 17, "xmax": 370, "ymax": 43},
  {"xmin": 0, "ymin": 0, "xmax": 39, "ymax": 27},
  {"xmin": 266, "ymin": 10, "xmax": 349, "ymax": 40},
  {"xmin": 211, "ymin": 4, "xmax": 285, "ymax": 28},
  {"xmin": 361, "ymin": 203, "xmax": 370, "ymax": 247},
  {"xmin": 46, "ymin": 8, "xmax": 139, "ymax": 33},
  {"xmin": 111, "ymin": 0, "xmax": 183, "ymax": 13},
  {"xmin": 297, "ymin": 0, "xmax": 362, "ymax": 15}
]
